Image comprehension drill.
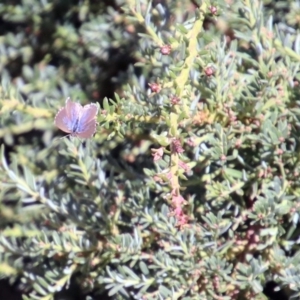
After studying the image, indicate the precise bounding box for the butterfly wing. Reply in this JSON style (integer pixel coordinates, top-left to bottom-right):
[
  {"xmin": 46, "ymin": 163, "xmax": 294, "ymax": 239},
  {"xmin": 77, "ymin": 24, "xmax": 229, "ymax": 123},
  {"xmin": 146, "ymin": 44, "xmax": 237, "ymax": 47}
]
[
  {"xmin": 76, "ymin": 103, "xmax": 98, "ymax": 138},
  {"xmin": 54, "ymin": 107, "xmax": 72, "ymax": 133},
  {"xmin": 76, "ymin": 120, "xmax": 97, "ymax": 138}
]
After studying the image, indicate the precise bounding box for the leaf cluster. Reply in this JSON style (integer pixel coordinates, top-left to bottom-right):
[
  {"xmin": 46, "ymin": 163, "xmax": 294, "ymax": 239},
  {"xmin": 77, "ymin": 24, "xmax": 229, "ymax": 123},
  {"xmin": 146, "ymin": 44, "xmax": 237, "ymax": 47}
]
[{"xmin": 2, "ymin": 0, "xmax": 300, "ymax": 300}]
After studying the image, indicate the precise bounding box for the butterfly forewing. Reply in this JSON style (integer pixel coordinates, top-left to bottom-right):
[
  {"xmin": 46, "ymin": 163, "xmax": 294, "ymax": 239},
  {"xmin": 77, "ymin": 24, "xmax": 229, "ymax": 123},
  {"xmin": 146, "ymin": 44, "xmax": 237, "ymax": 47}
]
[
  {"xmin": 76, "ymin": 104, "xmax": 98, "ymax": 138},
  {"xmin": 80, "ymin": 104, "xmax": 98, "ymax": 122},
  {"xmin": 54, "ymin": 107, "xmax": 72, "ymax": 133}
]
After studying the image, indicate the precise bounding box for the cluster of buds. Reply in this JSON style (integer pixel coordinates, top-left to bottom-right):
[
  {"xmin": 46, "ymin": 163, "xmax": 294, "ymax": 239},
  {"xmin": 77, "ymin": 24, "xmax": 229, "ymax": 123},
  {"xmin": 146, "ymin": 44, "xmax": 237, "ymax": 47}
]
[
  {"xmin": 160, "ymin": 44, "xmax": 172, "ymax": 55},
  {"xmin": 148, "ymin": 82, "xmax": 161, "ymax": 93},
  {"xmin": 171, "ymin": 138, "xmax": 184, "ymax": 154},
  {"xmin": 170, "ymin": 190, "xmax": 189, "ymax": 227}
]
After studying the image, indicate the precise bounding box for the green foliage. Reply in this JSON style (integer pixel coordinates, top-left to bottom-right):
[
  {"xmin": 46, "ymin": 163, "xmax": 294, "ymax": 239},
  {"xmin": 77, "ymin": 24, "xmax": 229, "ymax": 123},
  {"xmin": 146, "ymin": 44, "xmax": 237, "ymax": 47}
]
[{"xmin": 2, "ymin": 0, "xmax": 300, "ymax": 299}]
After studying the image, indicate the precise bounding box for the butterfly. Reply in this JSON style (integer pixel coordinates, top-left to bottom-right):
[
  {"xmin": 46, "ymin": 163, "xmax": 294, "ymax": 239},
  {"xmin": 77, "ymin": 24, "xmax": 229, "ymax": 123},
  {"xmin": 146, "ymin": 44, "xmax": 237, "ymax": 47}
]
[{"xmin": 54, "ymin": 97, "xmax": 98, "ymax": 139}]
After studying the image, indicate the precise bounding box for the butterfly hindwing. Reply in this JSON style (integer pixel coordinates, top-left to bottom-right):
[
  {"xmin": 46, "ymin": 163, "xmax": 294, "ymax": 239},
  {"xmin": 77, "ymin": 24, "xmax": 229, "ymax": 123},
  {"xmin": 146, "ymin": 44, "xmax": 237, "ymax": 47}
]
[{"xmin": 76, "ymin": 119, "xmax": 97, "ymax": 139}]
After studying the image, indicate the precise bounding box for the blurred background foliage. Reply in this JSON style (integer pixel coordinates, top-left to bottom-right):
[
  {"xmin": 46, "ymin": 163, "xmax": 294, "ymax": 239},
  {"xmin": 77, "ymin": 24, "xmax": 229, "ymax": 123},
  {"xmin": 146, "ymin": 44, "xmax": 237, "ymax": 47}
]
[{"xmin": 1, "ymin": 0, "xmax": 300, "ymax": 299}]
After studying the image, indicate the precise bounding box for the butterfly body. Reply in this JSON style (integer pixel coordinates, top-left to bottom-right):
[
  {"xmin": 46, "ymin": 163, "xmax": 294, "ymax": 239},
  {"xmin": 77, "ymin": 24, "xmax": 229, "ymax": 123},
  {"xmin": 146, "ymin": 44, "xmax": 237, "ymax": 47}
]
[
  {"xmin": 54, "ymin": 98, "xmax": 98, "ymax": 139},
  {"xmin": 72, "ymin": 119, "xmax": 80, "ymax": 134}
]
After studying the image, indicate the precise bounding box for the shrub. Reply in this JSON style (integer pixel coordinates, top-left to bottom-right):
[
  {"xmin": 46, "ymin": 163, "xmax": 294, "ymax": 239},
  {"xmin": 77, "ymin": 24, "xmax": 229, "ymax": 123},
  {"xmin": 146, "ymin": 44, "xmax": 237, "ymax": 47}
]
[{"xmin": 1, "ymin": 0, "xmax": 300, "ymax": 299}]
